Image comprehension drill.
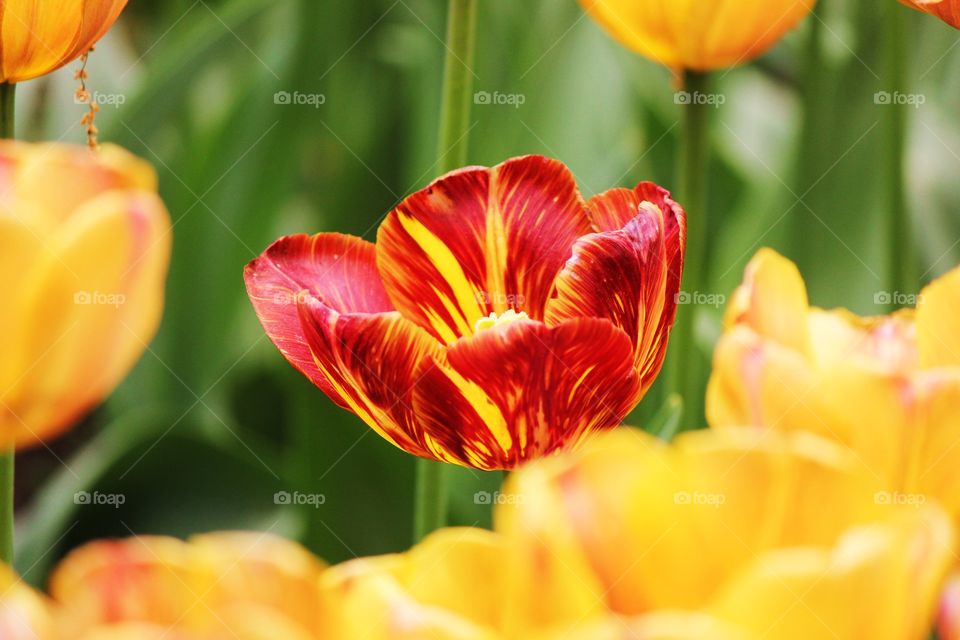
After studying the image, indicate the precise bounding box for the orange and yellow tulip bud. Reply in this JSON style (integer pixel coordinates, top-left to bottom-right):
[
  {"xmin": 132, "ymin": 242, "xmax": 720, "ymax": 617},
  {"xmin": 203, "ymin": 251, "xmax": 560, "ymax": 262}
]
[
  {"xmin": 0, "ymin": 0, "xmax": 128, "ymax": 84},
  {"xmin": 900, "ymin": 0, "xmax": 960, "ymax": 29},
  {"xmin": 579, "ymin": 0, "xmax": 816, "ymax": 71},
  {"xmin": 48, "ymin": 532, "xmax": 327, "ymax": 639},
  {"xmin": 245, "ymin": 155, "xmax": 685, "ymax": 470},
  {"xmin": 0, "ymin": 141, "xmax": 170, "ymax": 449},
  {"xmin": 496, "ymin": 427, "xmax": 954, "ymax": 639},
  {"xmin": 707, "ymin": 249, "xmax": 960, "ymax": 521}
]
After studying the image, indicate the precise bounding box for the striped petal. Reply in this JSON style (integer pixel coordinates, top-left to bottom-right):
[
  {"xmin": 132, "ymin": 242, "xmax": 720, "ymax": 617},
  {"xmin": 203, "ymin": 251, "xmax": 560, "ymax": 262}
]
[
  {"xmin": 297, "ymin": 296, "xmax": 440, "ymax": 457},
  {"xmin": 545, "ymin": 183, "xmax": 685, "ymax": 391},
  {"xmin": 244, "ymin": 233, "xmax": 394, "ymax": 406},
  {"xmin": 376, "ymin": 155, "xmax": 592, "ymax": 343},
  {"xmin": 411, "ymin": 317, "xmax": 637, "ymax": 469}
]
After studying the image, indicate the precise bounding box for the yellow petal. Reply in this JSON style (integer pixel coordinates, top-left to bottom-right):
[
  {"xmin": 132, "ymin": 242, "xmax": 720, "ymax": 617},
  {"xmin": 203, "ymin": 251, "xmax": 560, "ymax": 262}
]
[
  {"xmin": 321, "ymin": 556, "xmax": 498, "ymax": 640},
  {"xmin": 708, "ymin": 505, "xmax": 955, "ymax": 640},
  {"xmin": 2, "ymin": 189, "xmax": 170, "ymax": 448},
  {"xmin": 917, "ymin": 265, "xmax": 960, "ymax": 368}
]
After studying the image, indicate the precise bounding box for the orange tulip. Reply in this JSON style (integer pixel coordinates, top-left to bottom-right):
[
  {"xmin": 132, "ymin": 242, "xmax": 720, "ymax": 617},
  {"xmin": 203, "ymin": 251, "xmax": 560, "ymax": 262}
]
[
  {"xmin": 245, "ymin": 155, "xmax": 685, "ymax": 470},
  {"xmin": 0, "ymin": 0, "xmax": 128, "ymax": 84},
  {"xmin": 579, "ymin": 0, "xmax": 816, "ymax": 71},
  {"xmin": 0, "ymin": 141, "xmax": 171, "ymax": 449},
  {"xmin": 900, "ymin": 0, "xmax": 960, "ymax": 28}
]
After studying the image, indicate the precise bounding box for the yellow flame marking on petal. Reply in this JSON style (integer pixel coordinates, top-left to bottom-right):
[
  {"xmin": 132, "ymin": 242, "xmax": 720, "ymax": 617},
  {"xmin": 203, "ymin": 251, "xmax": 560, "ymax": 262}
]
[
  {"xmin": 438, "ymin": 362, "xmax": 513, "ymax": 457},
  {"xmin": 397, "ymin": 212, "xmax": 483, "ymax": 340}
]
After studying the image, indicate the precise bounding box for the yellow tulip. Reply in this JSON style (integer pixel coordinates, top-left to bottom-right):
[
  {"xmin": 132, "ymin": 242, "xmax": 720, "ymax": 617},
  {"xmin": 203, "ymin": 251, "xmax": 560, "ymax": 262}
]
[
  {"xmin": 48, "ymin": 531, "xmax": 327, "ymax": 639},
  {"xmin": 899, "ymin": 0, "xmax": 960, "ymax": 29},
  {"xmin": 0, "ymin": 141, "xmax": 170, "ymax": 449},
  {"xmin": 707, "ymin": 249, "xmax": 960, "ymax": 519},
  {"xmin": 495, "ymin": 427, "xmax": 954, "ymax": 639},
  {"xmin": 0, "ymin": 0, "xmax": 128, "ymax": 84},
  {"xmin": 578, "ymin": 0, "xmax": 816, "ymax": 71}
]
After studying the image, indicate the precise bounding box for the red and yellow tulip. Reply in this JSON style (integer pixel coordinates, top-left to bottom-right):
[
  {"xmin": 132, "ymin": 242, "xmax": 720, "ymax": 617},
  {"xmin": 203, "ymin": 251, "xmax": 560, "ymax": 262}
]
[
  {"xmin": 0, "ymin": 0, "xmax": 128, "ymax": 84},
  {"xmin": 707, "ymin": 249, "xmax": 960, "ymax": 520},
  {"xmin": 245, "ymin": 155, "xmax": 685, "ymax": 470},
  {"xmin": 578, "ymin": 0, "xmax": 817, "ymax": 71},
  {"xmin": 0, "ymin": 142, "xmax": 171, "ymax": 449},
  {"xmin": 900, "ymin": 0, "xmax": 960, "ymax": 28}
]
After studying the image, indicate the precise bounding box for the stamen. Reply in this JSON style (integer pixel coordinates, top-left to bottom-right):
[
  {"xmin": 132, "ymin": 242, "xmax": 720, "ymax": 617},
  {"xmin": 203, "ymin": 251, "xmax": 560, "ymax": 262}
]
[{"xmin": 474, "ymin": 309, "xmax": 530, "ymax": 333}]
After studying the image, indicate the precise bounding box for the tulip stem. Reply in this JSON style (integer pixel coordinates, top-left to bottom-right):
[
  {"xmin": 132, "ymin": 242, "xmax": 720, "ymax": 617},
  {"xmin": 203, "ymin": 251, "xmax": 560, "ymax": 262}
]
[
  {"xmin": 885, "ymin": 5, "xmax": 912, "ymax": 308},
  {"xmin": 0, "ymin": 452, "xmax": 12, "ymax": 565},
  {"xmin": 0, "ymin": 83, "xmax": 13, "ymax": 566},
  {"xmin": 436, "ymin": 0, "xmax": 477, "ymax": 172},
  {"xmin": 0, "ymin": 83, "xmax": 15, "ymax": 138},
  {"xmin": 414, "ymin": 0, "xmax": 476, "ymax": 542},
  {"xmin": 669, "ymin": 69, "xmax": 711, "ymax": 428}
]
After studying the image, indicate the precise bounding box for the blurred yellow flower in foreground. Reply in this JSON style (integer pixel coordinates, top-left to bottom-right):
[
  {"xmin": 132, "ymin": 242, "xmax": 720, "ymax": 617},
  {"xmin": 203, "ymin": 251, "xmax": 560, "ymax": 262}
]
[
  {"xmin": 4, "ymin": 427, "xmax": 953, "ymax": 639},
  {"xmin": 0, "ymin": 563, "xmax": 55, "ymax": 639},
  {"xmin": 494, "ymin": 427, "xmax": 952, "ymax": 639},
  {"xmin": 900, "ymin": 0, "xmax": 960, "ymax": 29},
  {"xmin": 0, "ymin": 0, "xmax": 128, "ymax": 83},
  {"xmin": 579, "ymin": 0, "xmax": 816, "ymax": 71},
  {"xmin": 0, "ymin": 141, "xmax": 171, "ymax": 449},
  {"xmin": 48, "ymin": 531, "xmax": 327, "ymax": 639},
  {"xmin": 708, "ymin": 249, "xmax": 960, "ymax": 518}
]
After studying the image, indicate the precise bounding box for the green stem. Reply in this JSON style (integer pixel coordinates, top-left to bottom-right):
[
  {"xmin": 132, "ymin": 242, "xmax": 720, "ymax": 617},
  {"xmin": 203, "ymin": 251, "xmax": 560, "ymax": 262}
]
[
  {"xmin": 669, "ymin": 69, "xmax": 710, "ymax": 428},
  {"xmin": 0, "ymin": 452, "xmax": 13, "ymax": 565},
  {"xmin": 885, "ymin": 6, "xmax": 911, "ymax": 308},
  {"xmin": 414, "ymin": 0, "xmax": 476, "ymax": 542},
  {"xmin": 0, "ymin": 82, "xmax": 14, "ymax": 566},
  {"xmin": 435, "ymin": 0, "xmax": 477, "ymax": 172},
  {"xmin": 0, "ymin": 83, "xmax": 15, "ymax": 138}
]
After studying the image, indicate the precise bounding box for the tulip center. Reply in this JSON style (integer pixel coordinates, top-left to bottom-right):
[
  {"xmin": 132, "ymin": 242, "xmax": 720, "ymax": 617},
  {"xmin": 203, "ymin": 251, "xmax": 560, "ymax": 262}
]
[{"xmin": 474, "ymin": 309, "xmax": 530, "ymax": 333}]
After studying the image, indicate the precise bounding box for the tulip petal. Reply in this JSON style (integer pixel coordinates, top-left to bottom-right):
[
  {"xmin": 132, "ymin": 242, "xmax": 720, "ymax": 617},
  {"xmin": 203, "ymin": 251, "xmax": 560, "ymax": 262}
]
[
  {"xmin": 244, "ymin": 233, "xmax": 394, "ymax": 406},
  {"xmin": 0, "ymin": 565, "xmax": 55, "ymax": 640},
  {"xmin": 725, "ymin": 248, "xmax": 810, "ymax": 353},
  {"xmin": 2, "ymin": 190, "xmax": 169, "ymax": 448},
  {"xmin": 546, "ymin": 183, "xmax": 685, "ymax": 390},
  {"xmin": 0, "ymin": 0, "xmax": 127, "ymax": 83},
  {"xmin": 900, "ymin": 0, "xmax": 960, "ymax": 29},
  {"xmin": 708, "ymin": 506, "xmax": 955, "ymax": 640},
  {"xmin": 376, "ymin": 155, "xmax": 592, "ymax": 343},
  {"xmin": 297, "ymin": 296, "xmax": 440, "ymax": 457},
  {"xmin": 411, "ymin": 318, "xmax": 637, "ymax": 469},
  {"xmin": 917, "ymin": 265, "xmax": 960, "ymax": 368}
]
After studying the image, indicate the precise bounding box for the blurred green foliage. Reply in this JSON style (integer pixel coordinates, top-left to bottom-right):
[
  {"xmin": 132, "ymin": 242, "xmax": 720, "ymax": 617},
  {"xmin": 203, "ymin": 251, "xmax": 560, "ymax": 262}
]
[{"xmin": 11, "ymin": 0, "xmax": 960, "ymax": 586}]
